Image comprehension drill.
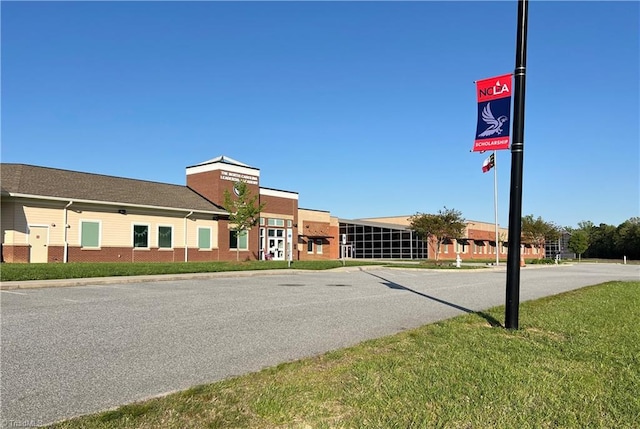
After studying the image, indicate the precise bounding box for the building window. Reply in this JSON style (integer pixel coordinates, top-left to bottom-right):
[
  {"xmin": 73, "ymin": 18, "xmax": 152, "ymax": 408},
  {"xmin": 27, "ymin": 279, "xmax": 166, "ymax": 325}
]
[
  {"xmin": 260, "ymin": 217, "xmax": 265, "ymax": 226},
  {"xmin": 81, "ymin": 221, "xmax": 100, "ymax": 248},
  {"xmin": 158, "ymin": 226, "xmax": 173, "ymax": 249},
  {"xmin": 133, "ymin": 224, "xmax": 149, "ymax": 248},
  {"xmin": 229, "ymin": 230, "xmax": 248, "ymax": 250},
  {"xmin": 268, "ymin": 218, "xmax": 284, "ymax": 227},
  {"xmin": 316, "ymin": 239, "xmax": 323, "ymax": 254},
  {"xmin": 287, "ymin": 220, "xmax": 292, "ymax": 227},
  {"xmin": 307, "ymin": 240, "xmax": 313, "ymax": 253},
  {"xmin": 198, "ymin": 227, "xmax": 211, "ymax": 250}
]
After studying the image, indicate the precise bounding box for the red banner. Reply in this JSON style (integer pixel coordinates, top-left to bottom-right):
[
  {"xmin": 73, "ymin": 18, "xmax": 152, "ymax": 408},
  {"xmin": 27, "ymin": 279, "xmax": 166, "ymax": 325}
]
[{"xmin": 473, "ymin": 73, "xmax": 512, "ymax": 152}]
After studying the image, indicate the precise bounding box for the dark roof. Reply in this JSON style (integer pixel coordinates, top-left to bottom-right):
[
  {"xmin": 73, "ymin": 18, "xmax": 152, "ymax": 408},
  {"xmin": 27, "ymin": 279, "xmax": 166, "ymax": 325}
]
[{"xmin": 1, "ymin": 164, "xmax": 227, "ymax": 214}]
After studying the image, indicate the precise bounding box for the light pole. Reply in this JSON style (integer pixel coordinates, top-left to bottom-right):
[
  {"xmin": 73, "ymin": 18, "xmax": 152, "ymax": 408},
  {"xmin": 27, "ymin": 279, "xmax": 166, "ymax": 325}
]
[{"xmin": 505, "ymin": 0, "xmax": 529, "ymax": 330}]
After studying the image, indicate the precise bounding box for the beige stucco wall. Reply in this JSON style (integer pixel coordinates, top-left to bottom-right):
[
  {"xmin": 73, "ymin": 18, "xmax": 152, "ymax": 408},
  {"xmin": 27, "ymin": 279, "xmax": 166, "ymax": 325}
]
[
  {"xmin": 298, "ymin": 208, "xmax": 330, "ymax": 223},
  {"xmin": 466, "ymin": 220, "xmax": 508, "ymax": 236},
  {"xmin": 2, "ymin": 198, "xmax": 220, "ymax": 249},
  {"xmin": 0, "ymin": 201, "xmax": 17, "ymax": 244},
  {"xmin": 2, "ymin": 200, "xmax": 63, "ymax": 245}
]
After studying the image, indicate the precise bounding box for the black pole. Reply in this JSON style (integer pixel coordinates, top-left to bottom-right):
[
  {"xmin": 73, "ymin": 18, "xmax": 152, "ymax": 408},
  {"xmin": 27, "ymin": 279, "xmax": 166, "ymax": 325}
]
[{"xmin": 505, "ymin": 0, "xmax": 529, "ymax": 330}]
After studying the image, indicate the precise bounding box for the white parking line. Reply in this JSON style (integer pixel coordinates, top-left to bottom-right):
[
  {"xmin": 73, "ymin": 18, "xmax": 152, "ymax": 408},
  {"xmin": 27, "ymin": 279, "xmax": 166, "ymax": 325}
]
[{"xmin": 1, "ymin": 290, "xmax": 29, "ymax": 295}]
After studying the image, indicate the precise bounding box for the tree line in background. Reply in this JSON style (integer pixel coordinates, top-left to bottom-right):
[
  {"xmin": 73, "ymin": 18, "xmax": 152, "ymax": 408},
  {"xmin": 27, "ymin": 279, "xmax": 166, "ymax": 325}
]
[
  {"xmin": 409, "ymin": 207, "xmax": 640, "ymax": 261},
  {"xmin": 567, "ymin": 218, "xmax": 640, "ymax": 261}
]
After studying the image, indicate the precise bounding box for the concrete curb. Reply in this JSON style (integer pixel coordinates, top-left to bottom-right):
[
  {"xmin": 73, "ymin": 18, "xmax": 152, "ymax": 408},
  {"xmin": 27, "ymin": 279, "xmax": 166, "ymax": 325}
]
[{"xmin": 0, "ymin": 265, "xmax": 387, "ymax": 290}]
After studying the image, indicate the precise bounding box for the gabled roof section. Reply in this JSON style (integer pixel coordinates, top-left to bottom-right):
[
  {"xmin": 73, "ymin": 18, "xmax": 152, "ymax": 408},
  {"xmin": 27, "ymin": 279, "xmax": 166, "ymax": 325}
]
[
  {"xmin": 1, "ymin": 164, "xmax": 228, "ymax": 214},
  {"xmin": 189, "ymin": 155, "xmax": 254, "ymax": 169}
]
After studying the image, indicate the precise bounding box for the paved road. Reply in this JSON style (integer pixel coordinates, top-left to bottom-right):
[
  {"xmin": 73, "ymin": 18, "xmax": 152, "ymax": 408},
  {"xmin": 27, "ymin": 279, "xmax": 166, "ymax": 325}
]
[{"xmin": 1, "ymin": 263, "xmax": 638, "ymax": 427}]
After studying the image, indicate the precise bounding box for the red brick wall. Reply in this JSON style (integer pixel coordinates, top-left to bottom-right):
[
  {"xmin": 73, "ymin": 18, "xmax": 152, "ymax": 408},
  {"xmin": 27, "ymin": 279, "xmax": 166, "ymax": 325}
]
[
  {"xmin": 184, "ymin": 248, "xmax": 220, "ymax": 262},
  {"xmin": 328, "ymin": 224, "xmax": 340, "ymax": 259},
  {"xmin": 298, "ymin": 237, "xmax": 333, "ymax": 261},
  {"xmin": 2, "ymin": 245, "xmax": 29, "ymax": 263},
  {"xmin": 49, "ymin": 246, "xmax": 64, "ymax": 263},
  {"xmin": 187, "ymin": 170, "xmax": 260, "ymax": 209},
  {"xmin": 297, "ymin": 220, "xmax": 337, "ymax": 261},
  {"xmin": 218, "ymin": 218, "xmax": 263, "ymax": 262},
  {"xmin": 260, "ymin": 194, "xmax": 298, "ymax": 218},
  {"xmin": 187, "ymin": 171, "xmax": 222, "ymax": 204},
  {"xmin": 57, "ymin": 247, "xmax": 220, "ymax": 263}
]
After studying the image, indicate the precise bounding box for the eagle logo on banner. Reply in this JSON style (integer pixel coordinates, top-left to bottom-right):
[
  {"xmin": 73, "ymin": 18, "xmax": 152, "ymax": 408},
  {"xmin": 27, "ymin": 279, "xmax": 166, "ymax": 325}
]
[{"xmin": 478, "ymin": 102, "xmax": 508, "ymax": 137}]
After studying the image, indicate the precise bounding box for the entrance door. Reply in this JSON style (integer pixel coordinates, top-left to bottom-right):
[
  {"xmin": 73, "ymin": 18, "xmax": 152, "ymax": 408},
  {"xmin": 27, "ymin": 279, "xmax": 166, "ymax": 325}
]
[
  {"xmin": 267, "ymin": 237, "xmax": 285, "ymax": 260},
  {"xmin": 28, "ymin": 225, "xmax": 49, "ymax": 263},
  {"xmin": 267, "ymin": 229, "xmax": 286, "ymax": 260}
]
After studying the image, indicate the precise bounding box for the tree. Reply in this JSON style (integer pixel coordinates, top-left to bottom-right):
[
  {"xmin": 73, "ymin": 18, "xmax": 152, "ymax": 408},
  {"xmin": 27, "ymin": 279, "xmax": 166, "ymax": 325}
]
[
  {"xmin": 409, "ymin": 207, "xmax": 466, "ymax": 263},
  {"xmin": 567, "ymin": 230, "xmax": 589, "ymax": 261},
  {"xmin": 577, "ymin": 220, "xmax": 595, "ymax": 234},
  {"xmin": 585, "ymin": 223, "xmax": 616, "ymax": 259},
  {"xmin": 614, "ymin": 217, "xmax": 640, "ymax": 260},
  {"xmin": 521, "ymin": 214, "xmax": 561, "ymax": 258},
  {"xmin": 223, "ymin": 180, "xmax": 265, "ymax": 261}
]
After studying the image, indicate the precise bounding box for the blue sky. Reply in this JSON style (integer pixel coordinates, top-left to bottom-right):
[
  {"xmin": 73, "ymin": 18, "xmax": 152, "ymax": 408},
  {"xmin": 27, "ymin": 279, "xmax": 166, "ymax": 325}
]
[{"xmin": 2, "ymin": 1, "xmax": 638, "ymax": 229}]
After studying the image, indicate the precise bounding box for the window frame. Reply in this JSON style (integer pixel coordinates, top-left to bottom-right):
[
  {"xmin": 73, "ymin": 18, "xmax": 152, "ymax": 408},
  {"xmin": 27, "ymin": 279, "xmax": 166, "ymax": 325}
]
[
  {"xmin": 80, "ymin": 220, "xmax": 101, "ymax": 248},
  {"xmin": 133, "ymin": 223, "xmax": 150, "ymax": 249},
  {"xmin": 229, "ymin": 229, "xmax": 248, "ymax": 250},
  {"xmin": 157, "ymin": 225, "xmax": 173, "ymax": 249},
  {"xmin": 197, "ymin": 227, "xmax": 212, "ymax": 250},
  {"xmin": 267, "ymin": 218, "xmax": 285, "ymax": 227}
]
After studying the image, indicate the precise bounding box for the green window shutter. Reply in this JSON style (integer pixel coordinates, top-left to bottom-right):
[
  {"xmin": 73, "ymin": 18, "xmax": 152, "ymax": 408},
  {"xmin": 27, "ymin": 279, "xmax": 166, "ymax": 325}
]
[
  {"xmin": 81, "ymin": 222, "xmax": 99, "ymax": 247},
  {"xmin": 198, "ymin": 228, "xmax": 211, "ymax": 249},
  {"xmin": 158, "ymin": 226, "xmax": 172, "ymax": 248}
]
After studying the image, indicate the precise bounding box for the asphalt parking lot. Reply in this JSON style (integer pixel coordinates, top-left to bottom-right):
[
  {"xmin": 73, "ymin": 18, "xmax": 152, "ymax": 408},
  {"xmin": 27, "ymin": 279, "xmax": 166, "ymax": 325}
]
[{"xmin": 1, "ymin": 263, "xmax": 638, "ymax": 427}]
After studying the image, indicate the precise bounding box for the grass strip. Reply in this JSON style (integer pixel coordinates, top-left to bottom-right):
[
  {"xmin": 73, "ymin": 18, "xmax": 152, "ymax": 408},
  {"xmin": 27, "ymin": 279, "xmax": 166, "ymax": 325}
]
[
  {"xmin": 0, "ymin": 260, "xmax": 383, "ymax": 282},
  {"xmin": 48, "ymin": 281, "xmax": 639, "ymax": 429}
]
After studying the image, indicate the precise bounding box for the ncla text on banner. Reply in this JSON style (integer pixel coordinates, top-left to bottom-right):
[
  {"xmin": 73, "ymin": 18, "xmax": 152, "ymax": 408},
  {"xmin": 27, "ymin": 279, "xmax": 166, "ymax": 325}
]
[{"xmin": 473, "ymin": 73, "xmax": 512, "ymax": 152}]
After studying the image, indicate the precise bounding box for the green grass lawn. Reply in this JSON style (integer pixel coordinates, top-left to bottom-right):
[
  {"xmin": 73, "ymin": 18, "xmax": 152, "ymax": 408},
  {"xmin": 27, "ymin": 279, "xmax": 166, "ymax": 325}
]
[
  {"xmin": 48, "ymin": 281, "xmax": 639, "ymax": 429},
  {"xmin": 0, "ymin": 260, "xmax": 383, "ymax": 282}
]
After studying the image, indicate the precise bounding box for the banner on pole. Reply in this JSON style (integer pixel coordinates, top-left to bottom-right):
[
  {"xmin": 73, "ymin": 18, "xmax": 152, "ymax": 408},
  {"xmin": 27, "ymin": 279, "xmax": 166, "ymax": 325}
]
[{"xmin": 473, "ymin": 74, "xmax": 512, "ymax": 152}]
